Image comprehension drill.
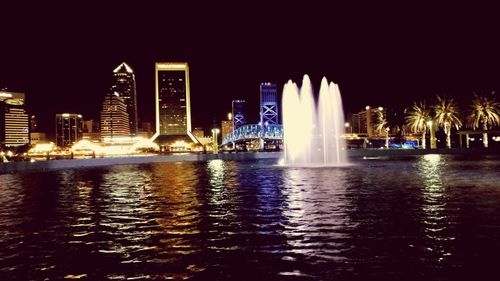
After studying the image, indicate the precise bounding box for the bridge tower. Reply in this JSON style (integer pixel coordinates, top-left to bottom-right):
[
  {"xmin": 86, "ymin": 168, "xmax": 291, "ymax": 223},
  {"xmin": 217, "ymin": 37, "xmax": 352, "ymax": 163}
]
[
  {"xmin": 259, "ymin": 83, "xmax": 279, "ymax": 149},
  {"xmin": 232, "ymin": 100, "xmax": 246, "ymax": 130},
  {"xmin": 260, "ymin": 83, "xmax": 279, "ymax": 126}
]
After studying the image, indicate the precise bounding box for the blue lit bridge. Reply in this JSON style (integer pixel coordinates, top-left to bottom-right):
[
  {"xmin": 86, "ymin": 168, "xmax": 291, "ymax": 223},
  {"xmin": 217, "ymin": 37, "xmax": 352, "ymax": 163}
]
[
  {"xmin": 221, "ymin": 83, "xmax": 283, "ymax": 149},
  {"xmin": 221, "ymin": 124, "xmax": 283, "ymax": 147}
]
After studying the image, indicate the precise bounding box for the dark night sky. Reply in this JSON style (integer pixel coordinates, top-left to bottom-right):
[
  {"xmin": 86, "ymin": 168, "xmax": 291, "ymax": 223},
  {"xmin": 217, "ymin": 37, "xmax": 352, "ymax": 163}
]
[{"xmin": 1, "ymin": 2, "xmax": 499, "ymax": 135}]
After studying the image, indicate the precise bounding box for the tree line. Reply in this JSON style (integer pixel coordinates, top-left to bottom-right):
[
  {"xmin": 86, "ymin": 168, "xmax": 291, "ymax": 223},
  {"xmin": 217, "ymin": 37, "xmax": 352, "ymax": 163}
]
[{"xmin": 375, "ymin": 93, "xmax": 500, "ymax": 148}]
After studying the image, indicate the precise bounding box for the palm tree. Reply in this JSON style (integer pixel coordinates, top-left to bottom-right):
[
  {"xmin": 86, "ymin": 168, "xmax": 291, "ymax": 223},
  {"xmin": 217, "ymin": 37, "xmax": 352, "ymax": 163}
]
[
  {"xmin": 405, "ymin": 101, "xmax": 431, "ymax": 149},
  {"xmin": 466, "ymin": 93, "xmax": 500, "ymax": 148},
  {"xmin": 375, "ymin": 109, "xmax": 390, "ymax": 148},
  {"xmin": 434, "ymin": 96, "xmax": 462, "ymax": 148}
]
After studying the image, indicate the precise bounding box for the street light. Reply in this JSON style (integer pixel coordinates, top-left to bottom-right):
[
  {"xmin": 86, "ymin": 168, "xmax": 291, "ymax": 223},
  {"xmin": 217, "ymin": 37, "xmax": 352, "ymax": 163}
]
[
  {"xmin": 211, "ymin": 128, "xmax": 220, "ymax": 154},
  {"xmin": 344, "ymin": 122, "xmax": 352, "ymax": 134}
]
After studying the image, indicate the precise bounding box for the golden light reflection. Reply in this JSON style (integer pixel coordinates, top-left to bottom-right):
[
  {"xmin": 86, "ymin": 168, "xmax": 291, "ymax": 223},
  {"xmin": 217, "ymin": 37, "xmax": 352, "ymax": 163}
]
[
  {"xmin": 420, "ymin": 154, "xmax": 443, "ymax": 194},
  {"xmin": 418, "ymin": 154, "xmax": 454, "ymax": 263},
  {"xmin": 151, "ymin": 163, "xmax": 201, "ymax": 258},
  {"xmin": 206, "ymin": 159, "xmax": 232, "ymax": 212},
  {"xmin": 207, "ymin": 159, "xmax": 224, "ymax": 189}
]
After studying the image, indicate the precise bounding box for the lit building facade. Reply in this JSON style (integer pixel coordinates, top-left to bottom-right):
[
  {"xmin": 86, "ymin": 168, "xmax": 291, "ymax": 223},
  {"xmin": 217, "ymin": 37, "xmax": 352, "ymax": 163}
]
[
  {"xmin": 260, "ymin": 83, "xmax": 279, "ymax": 126},
  {"xmin": 221, "ymin": 120, "xmax": 233, "ymax": 140},
  {"xmin": 232, "ymin": 100, "xmax": 246, "ymax": 130},
  {"xmin": 112, "ymin": 62, "xmax": 138, "ymax": 135},
  {"xmin": 82, "ymin": 119, "xmax": 100, "ymax": 141},
  {"xmin": 137, "ymin": 122, "xmax": 153, "ymax": 139},
  {"xmin": 100, "ymin": 93, "xmax": 130, "ymax": 143},
  {"xmin": 55, "ymin": 113, "xmax": 83, "ymax": 147},
  {"xmin": 30, "ymin": 132, "xmax": 46, "ymax": 145},
  {"xmin": 192, "ymin": 127, "xmax": 204, "ymax": 139},
  {"xmin": 351, "ymin": 106, "xmax": 383, "ymax": 137},
  {"xmin": 0, "ymin": 91, "xmax": 29, "ymax": 147},
  {"xmin": 30, "ymin": 115, "xmax": 38, "ymax": 132},
  {"xmin": 153, "ymin": 62, "xmax": 197, "ymax": 150}
]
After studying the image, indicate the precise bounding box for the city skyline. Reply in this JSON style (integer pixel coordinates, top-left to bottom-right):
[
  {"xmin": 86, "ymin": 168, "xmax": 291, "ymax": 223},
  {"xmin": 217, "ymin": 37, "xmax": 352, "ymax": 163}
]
[
  {"xmin": 1, "ymin": 3, "xmax": 500, "ymax": 136},
  {"xmin": 2, "ymin": 4, "xmax": 500, "ymax": 280}
]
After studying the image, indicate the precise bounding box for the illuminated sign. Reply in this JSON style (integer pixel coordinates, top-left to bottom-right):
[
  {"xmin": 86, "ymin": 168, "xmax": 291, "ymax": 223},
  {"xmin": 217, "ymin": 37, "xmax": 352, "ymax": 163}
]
[
  {"xmin": 4, "ymin": 98, "xmax": 24, "ymax": 105},
  {"xmin": 0, "ymin": 92, "xmax": 13, "ymax": 98},
  {"xmin": 156, "ymin": 63, "xmax": 187, "ymax": 69}
]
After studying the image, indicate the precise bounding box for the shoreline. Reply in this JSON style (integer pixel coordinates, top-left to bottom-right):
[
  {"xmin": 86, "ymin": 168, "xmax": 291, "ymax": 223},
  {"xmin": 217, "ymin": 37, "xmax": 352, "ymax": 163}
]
[{"xmin": 1, "ymin": 148, "xmax": 499, "ymax": 174}]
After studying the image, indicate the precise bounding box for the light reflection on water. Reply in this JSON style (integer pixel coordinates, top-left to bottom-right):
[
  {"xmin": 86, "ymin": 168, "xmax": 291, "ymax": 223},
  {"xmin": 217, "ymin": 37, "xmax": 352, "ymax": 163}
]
[
  {"xmin": 1, "ymin": 155, "xmax": 500, "ymax": 280},
  {"xmin": 417, "ymin": 154, "xmax": 454, "ymax": 266}
]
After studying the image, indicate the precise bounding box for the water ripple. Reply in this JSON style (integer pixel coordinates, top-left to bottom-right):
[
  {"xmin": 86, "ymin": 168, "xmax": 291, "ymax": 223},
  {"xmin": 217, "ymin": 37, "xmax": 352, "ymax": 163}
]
[{"xmin": 1, "ymin": 155, "xmax": 500, "ymax": 280}]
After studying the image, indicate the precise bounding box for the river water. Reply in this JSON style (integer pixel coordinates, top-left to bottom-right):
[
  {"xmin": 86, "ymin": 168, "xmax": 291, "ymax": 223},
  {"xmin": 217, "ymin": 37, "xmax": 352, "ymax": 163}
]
[{"xmin": 1, "ymin": 154, "xmax": 500, "ymax": 280}]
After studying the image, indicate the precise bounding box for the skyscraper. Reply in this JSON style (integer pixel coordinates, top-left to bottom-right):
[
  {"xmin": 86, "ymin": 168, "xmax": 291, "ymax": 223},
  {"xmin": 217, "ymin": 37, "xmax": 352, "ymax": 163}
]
[
  {"xmin": 55, "ymin": 113, "xmax": 83, "ymax": 147},
  {"xmin": 0, "ymin": 91, "xmax": 29, "ymax": 147},
  {"xmin": 153, "ymin": 62, "xmax": 197, "ymax": 149},
  {"xmin": 100, "ymin": 92, "xmax": 130, "ymax": 143},
  {"xmin": 112, "ymin": 62, "xmax": 138, "ymax": 135},
  {"xmin": 259, "ymin": 83, "xmax": 279, "ymax": 126},
  {"xmin": 232, "ymin": 100, "xmax": 246, "ymax": 130}
]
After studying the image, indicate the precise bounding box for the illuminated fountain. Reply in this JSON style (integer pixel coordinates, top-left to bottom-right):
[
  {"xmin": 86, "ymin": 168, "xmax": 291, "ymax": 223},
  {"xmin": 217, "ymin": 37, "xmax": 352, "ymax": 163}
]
[{"xmin": 282, "ymin": 75, "xmax": 348, "ymax": 166}]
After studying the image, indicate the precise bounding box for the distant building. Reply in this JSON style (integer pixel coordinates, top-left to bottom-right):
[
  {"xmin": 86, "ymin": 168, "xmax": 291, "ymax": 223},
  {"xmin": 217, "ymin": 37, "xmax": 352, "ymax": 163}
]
[
  {"xmin": 0, "ymin": 91, "xmax": 29, "ymax": 147},
  {"xmin": 351, "ymin": 106, "xmax": 383, "ymax": 137},
  {"xmin": 221, "ymin": 120, "xmax": 233, "ymax": 140},
  {"xmin": 100, "ymin": 92, "xmax": 130, "ymax": 143},
  {"xmin": 30, "ymin": 115, "xmax": 43, "ymax": 145},
  {"xmin": 351, "ymin": 111, "xmax": 365, "ymax": 135},
  {"xmin": 112, "ymin": 62, "xmax": 138, "ymax": 135},
  {"xmin": 260, "ymin": 83, "xmax": 279, "ymax": 126},
  {"xmin": 30, "ymin": 115, "xmax": 38, "ymax": 132},
  {"xmin": 192, "ymin": 127, "xmax": 204, "ymax": 139},
  {"xmin": 140, "ymin": 122, "xmax": 152, "ymax": 132},
  {"xmin": 137, "ymin": 121, "xmax": 153, "ymax": 139},
  {"xmin": 30, "ymin": 132, "xmax": 46, "ymax": 145},
  {"xmin": 232, "ymin": 100, "xmax": 246, "ymax": 130},
  {"xmin": 83, "ymin": 119, "xmax": 99, "ymax": 133},
  {"xmin": 56, "ymin": 113, "xmax": 83, "ymax": 147},
  {"xmin": 82, "ymin": 119, "xmax": 100, "ymax": 141},
  {"xmin": 153, "ymin": 62, "xmax": 197, "ymax": 150},
  {"xmin": 197, "ymin": 136, "xmax": 213, "ymax": 147}
]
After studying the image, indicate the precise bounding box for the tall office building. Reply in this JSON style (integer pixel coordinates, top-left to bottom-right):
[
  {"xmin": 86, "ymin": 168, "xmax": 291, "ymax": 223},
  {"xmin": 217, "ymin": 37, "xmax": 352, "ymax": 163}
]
[
  {"xmin": 232, "ymin": 100, "xmax": 246, "ymax": 130},
  {"xmin": 100, "ymin": 92, "xmax": 130, "ymax": 143},
  {"xmin": 0, "ymin": 91, "xmax": 29, "ymax": 147},
  {"xmin": 112, "ymin": 62, "xmax": 138, "ymax": 135},
  {"xmin": 55, "ymin": 113, "xmax": 83, "ymax": 147},
  {"xmin": 259, "ymin": 83, "xmax": 279, "ymax": 126},
  {"xmin": 153, "ymin": 62, "xmax": 197, "ymax": 149}
]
